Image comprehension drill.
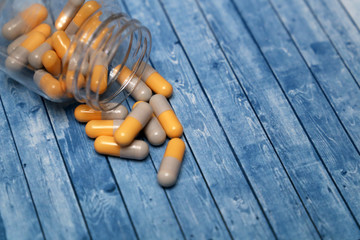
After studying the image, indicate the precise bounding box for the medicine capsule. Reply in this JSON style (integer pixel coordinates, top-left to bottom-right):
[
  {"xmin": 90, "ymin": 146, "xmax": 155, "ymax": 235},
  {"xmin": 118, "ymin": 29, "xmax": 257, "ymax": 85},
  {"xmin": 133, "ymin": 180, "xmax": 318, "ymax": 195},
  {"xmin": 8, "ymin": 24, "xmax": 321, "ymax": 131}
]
[
  {"xmin": 157, "ymin": 138, "xmax": 185, "ymax": 187},
  {"xmin": 7, "ymin": 23, "xmax": 51, "ymax": 55},
  {"xmin": 34, "ymin": 70, "xmax": 65, "ymax": 99},
  {"xmin": 114, "ymin": 102, "xmax": 153, "ymax": 147},
  {"xmin": 2, "ymin": 4, "xmax": 48, "ymax": 40},
  {"xmin": 55, "ymin": 0, "xmax": 85, "ymax": 31},
  {"xmin": 149, "ymin": 94, "xmax": 183, "ymax": 138},
  {"xmin": 28, "ymin": 38, "xmax": 52, "ymax": 69},
  {"xmin": 94, "ymin": 136, "xmax": 149, "ymax": 160},
  {"xmin": 85, "ymin": 120, "xmax": 123, "ymax": 138},
  {"xmin": 74, "ymin": 103, "xmax": 128, "ymax": 122},
  {"xmin": 91, "ymin": 52, "xmax": 108, "ymax": 94},
  {"xmin": 65, "ymin": 0, "xmax": 101, "ymax": 35},
  {"xmin": 6, "ymin": 31, "xmax": 46, "ymax": 71},
  {"xmin": 116, "ymin": 65, "xmax": 152, "ymax": 101},
  {"xmin": 132, "ymin": 101, "xmax": 166, "ymax": 146},
  {"xmin": 42, "ymin": 50, "xmax": 61, "ymax": 76},
  {"xmin": 141, "ymin": 62, "xmax": 173, "ymax": 98},
  {"xmin": 52, "ymin": 30, "xmax": 70, "ymax": 59}
]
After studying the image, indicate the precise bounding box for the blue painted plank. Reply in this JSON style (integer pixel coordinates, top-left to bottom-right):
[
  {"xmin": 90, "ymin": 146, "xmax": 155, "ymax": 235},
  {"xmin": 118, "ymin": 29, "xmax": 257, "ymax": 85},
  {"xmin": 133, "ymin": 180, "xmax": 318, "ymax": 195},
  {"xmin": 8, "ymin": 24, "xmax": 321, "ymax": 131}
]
[
  {"xmin": 269, "ymin": 0, "xmax": 360, "ymax": 211},
  {"xmin": 162, "ymin": 0, "xmax": 360, "ymax": 238},
  {"xmin": 0, "ymin": 96, "xmax": 43, "ymax": 240},
  {"xmin": 229, "ymin": 0, "xmax": 360, "ymax": 230},
  {"xmin": 303, "ymin": 0, "xmax": 360, "ymax": 87},
  {"xmin": 150, "ymin": 0, "xmax": 324, "ymax": 238},
  {"xmin": 269, "ymin": 0, "xmax": 360, "ymax": 156},
  {"xmin": 120, "ymin": 0, "xmax": 278, "ymax": 238},
  {"xmin": 44, "ymin": 101, "xmax": 137, "ymax": 239},
  {"xmin": 340, "ymin": 0, "xmax": 360, "ymax": 30},
  {"xmin": 0, "ymin": 75, "xmax": 90, "ymax": 240}
]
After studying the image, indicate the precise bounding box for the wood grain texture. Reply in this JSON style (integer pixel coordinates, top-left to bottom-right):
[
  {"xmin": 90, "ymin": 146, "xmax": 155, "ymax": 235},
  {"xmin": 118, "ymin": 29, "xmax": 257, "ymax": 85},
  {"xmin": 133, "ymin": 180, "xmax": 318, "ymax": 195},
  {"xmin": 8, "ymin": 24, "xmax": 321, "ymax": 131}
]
[
  {"xmin": 0, "ymin": 75, "xmax": 89, "ymax": 240},
  {"xmin": 269, "ymin": 0, "xmax": 360, "ymax": 157},
  {"xmin": 44, "ymin": 101, "xmax": 137, "ymax": 239},
  {"xmin": 229, "ymin": 0, "xmax": 360, "ymax": 233},
  {"xmin": 303, "ymin": 0, "xmax": 360, "ymax": 87},
  {"xmin": 156, "ymin": 0, "xmax": 324, "ymax": 239},
  {"xmin": 120, "ymin": 0, "xmax": 276, "ymax": 238},
  {"xmin": 0, "ymin": 96, "xmax": 43, "ymax": 240},
  {"xmin": 340, "ymin": 0, "xmax": 360, "ymax": 30}
]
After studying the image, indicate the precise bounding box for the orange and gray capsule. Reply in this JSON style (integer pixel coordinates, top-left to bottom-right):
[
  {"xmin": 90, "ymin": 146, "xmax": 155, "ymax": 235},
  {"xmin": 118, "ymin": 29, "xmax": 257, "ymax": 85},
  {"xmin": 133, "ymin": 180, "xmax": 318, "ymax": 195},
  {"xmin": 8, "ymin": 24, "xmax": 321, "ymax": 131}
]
[
  {"xmin": 116, "ymin": 65, "xmax": 152, "ymax": 102},
  {"xmin": 85, "ymin": 120, "xmax": 123, "ymax": 138},
  {"xmin": 28, "ymin": 38, "xmax": 52, "ymax": 69},
  {"xmin": 42, "ymin": 50, "xmax": 61, "ymax": 76},
  {"xmin": 95, "ymin": 136, "xmax": 149, "ymax": 160},
  {"xmin": 157, "ymin": 138, "xmax": 185, "ymax": 187},
  {"xmin": 2, "ymin": 4, "xmax": 48, "ymax": 40},
  {"xmin": 74, "ymin": 103, "xmax": 128, "ymax": 122},
  {"xmin": 132, "ymin": 101, "xmax": 166, "ymax": 146},
  {"xmin": 65, "ymin": 0, "xmax": 101, "ymax": 36},
  {"xmin": 55, "ymin": 0, "xmax": 85, "ymax": 31},
  {"xmin": 7, "ymin": 23, "xmax": 51, "ymax": 55},
  {"xmin": 34, "ymin": 70, "xmax": 65, "ymax": 99},
  {"xmin": 141, "ymin": 63, "xmax": 173, "ymax": 98},
  {"xmin": 114, "ymin": 102, "xmax": 153, "ymax": 147},
  {"xmin": 6, "ymin": 31, "xmax": 47, "ymax": 71},
  {"xmin": 149, "ymin": 94, "xmax": 183, "ymax": 138}
]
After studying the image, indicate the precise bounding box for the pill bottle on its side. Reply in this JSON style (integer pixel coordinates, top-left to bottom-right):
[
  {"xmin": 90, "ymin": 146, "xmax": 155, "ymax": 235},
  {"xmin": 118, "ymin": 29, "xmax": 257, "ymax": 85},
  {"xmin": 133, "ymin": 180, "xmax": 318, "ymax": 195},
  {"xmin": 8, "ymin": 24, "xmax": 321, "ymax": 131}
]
[{"xmin": 0, "ymin": 0, "xmax": 151, "ymax": 111}]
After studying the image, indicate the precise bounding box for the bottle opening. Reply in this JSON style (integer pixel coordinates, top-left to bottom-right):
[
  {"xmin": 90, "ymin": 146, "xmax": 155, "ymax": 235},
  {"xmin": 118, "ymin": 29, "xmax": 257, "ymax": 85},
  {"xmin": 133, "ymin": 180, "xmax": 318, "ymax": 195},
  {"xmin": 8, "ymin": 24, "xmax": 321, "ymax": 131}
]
[{"xmin": 62, "ymin": 7, "xmax": 151, "ymax": 111}]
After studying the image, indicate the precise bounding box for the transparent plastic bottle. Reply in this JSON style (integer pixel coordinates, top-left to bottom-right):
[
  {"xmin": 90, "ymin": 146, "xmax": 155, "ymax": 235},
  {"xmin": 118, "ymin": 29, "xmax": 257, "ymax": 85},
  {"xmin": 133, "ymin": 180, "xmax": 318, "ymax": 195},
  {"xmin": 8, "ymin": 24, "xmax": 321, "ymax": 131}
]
[{"xmin": 0, "ymin": 0, "xmax": 151, "ymax": 110}]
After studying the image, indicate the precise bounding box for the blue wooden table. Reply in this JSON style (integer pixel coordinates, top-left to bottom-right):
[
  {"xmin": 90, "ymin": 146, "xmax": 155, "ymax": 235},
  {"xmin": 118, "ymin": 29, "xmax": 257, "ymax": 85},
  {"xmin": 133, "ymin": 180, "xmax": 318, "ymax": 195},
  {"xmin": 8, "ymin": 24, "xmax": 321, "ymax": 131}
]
[{"xmin": 1, "ymin": 0, "xmax": 360, "ymax": 239}]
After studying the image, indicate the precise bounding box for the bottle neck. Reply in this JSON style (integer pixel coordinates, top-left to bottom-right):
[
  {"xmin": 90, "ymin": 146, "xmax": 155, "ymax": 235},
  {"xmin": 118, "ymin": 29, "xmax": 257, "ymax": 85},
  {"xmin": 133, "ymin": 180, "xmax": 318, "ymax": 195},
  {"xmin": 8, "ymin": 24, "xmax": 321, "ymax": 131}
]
[{"xmin": 62, "ymin": 9, "xmax": 151, "ymax": 111}]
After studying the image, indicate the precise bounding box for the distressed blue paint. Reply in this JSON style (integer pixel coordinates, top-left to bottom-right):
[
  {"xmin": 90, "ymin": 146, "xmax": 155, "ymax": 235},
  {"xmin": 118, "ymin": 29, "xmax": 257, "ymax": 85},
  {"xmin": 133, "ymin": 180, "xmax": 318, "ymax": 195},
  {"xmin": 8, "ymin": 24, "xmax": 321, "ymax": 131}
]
[
  {"xmin": 0, "ymin": 76, "xmax": 89, "ymax": 240},
  {"xmin": 340, "ymin": 0, "xmax": 360, "ymax": 30},
  {"xmin": 230, "ymin": 0, "xmax": 360, "ymax": 231},
  {"xmin": 157, "ymin": 0, "xmax": 323, "ymax": 238},
  {"xmin": 120, "ymin": 0, "xmax": 278, "ymax": 238},
  {"xmin": 44, "ymin": 102, "xmax": 137, "ymax": 239},
  {"xmin": 0, "ymin": 97, "xmax": 43, "ymax": 240},
  {"xmin": 269, "ymin": 0, "xmax": 360, "ymax": 209},
  {"xmin": 304, "ymin": 0, "xmax": 360, "ymax": 87}
]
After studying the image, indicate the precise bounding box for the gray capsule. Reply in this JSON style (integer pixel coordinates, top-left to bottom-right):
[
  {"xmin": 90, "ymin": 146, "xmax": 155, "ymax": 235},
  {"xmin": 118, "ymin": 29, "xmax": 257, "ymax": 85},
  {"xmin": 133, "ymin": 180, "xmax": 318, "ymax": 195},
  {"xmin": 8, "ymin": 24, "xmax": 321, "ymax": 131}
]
[
  {"xmin": 2, "ymin": 15, "xmax": 27, "ymax": 40},
  {"xmin": 125, "ymin": 76, "xmax": 152, "ymax": 102},
  {"xmin": 101, "ymin": 103, "xmax": 128, "ymax": 120},
  {"xmin": 157, "ymin": 156, "xmax": 182, "ymax": 187},
  {"xmin": 5, "ymin": 46, "xmax": 29, "ymax": 71},
  {"xmin": 118, "ymin": 140, "xmax": 149, "ymax": 160},
  {"xmin": 28, "ymin": 41, "xmax": 52, "ymax": 69},
  {"xmin": 144, "ymin": 116, "xmax": 166, "ymax": 146},
  {"xmin": 7, "ymin": 34, "xmax": 27, "ymax": 55},
  {"xmin": 65, "ymin": 21, "xmax": 79, "ymax": 36}
]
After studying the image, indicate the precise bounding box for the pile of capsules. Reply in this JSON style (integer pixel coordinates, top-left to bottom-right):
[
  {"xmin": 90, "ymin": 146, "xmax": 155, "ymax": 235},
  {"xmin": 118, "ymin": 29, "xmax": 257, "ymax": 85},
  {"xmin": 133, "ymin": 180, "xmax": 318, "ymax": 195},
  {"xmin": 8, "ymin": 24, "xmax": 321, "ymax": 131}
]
[{"xmin": 2, "ymin": 0, "xmax": 185, "ymax": 187}]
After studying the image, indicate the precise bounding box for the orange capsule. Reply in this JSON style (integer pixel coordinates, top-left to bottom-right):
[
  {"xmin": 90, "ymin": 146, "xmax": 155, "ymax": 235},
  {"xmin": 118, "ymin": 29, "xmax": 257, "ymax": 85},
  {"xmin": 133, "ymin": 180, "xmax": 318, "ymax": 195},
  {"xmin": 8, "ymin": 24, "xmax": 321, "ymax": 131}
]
[
  {"xmin": 141, "ymin": 63, "xmax": 173, "ymax": 98},
  {"xmin": 52, "ymin": 31, "xmax": 71, "ymax": 59},
  {"xmin": 94, "ymin": 136, "xmax": 149, "ymax": 160},
  {"xmin": 115, "ymin": 65, "xmax": 152, "ymax": 101},
  {"xmin": 91, "ymin": 52, "xmax": 108, "ymax": 94},
  {"xmin": 149, "ymin": 94, "xmax": 183, "ymax": 138},
  {"xmin": 6, "ymin": 31, "xmax": 46, "ymax": 71},
  {"xmin": 157, "ymin": 138, "xmax": 185, "ymax": 187},
  {"xmin": 55, "ymin": 0, "xmax": 85, "ymax": 31},
  {"xmin": 42, "ymin": 50, "xmax": 61, "ymax": 76},
  {"xmin": 85, "ymin": 120, "xmax": 123, "ymax": 138},
  {"xmin": 66, "ymin": 0, "xmax": 101, "ymax": 35},
  {"xmin": 2, "ymin": 4, "xmax": 48, "ymax": 40},
  {"xmin": 74, "ymin": 104, "xmax": 128, "ymax": 122},
  {"xmin": 34, "ymin": 70, "xmax": 65, "ymax": 99},
  {"xmin": 114, "ymin": 102, "xmax": 153, "ymax": 147}
]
